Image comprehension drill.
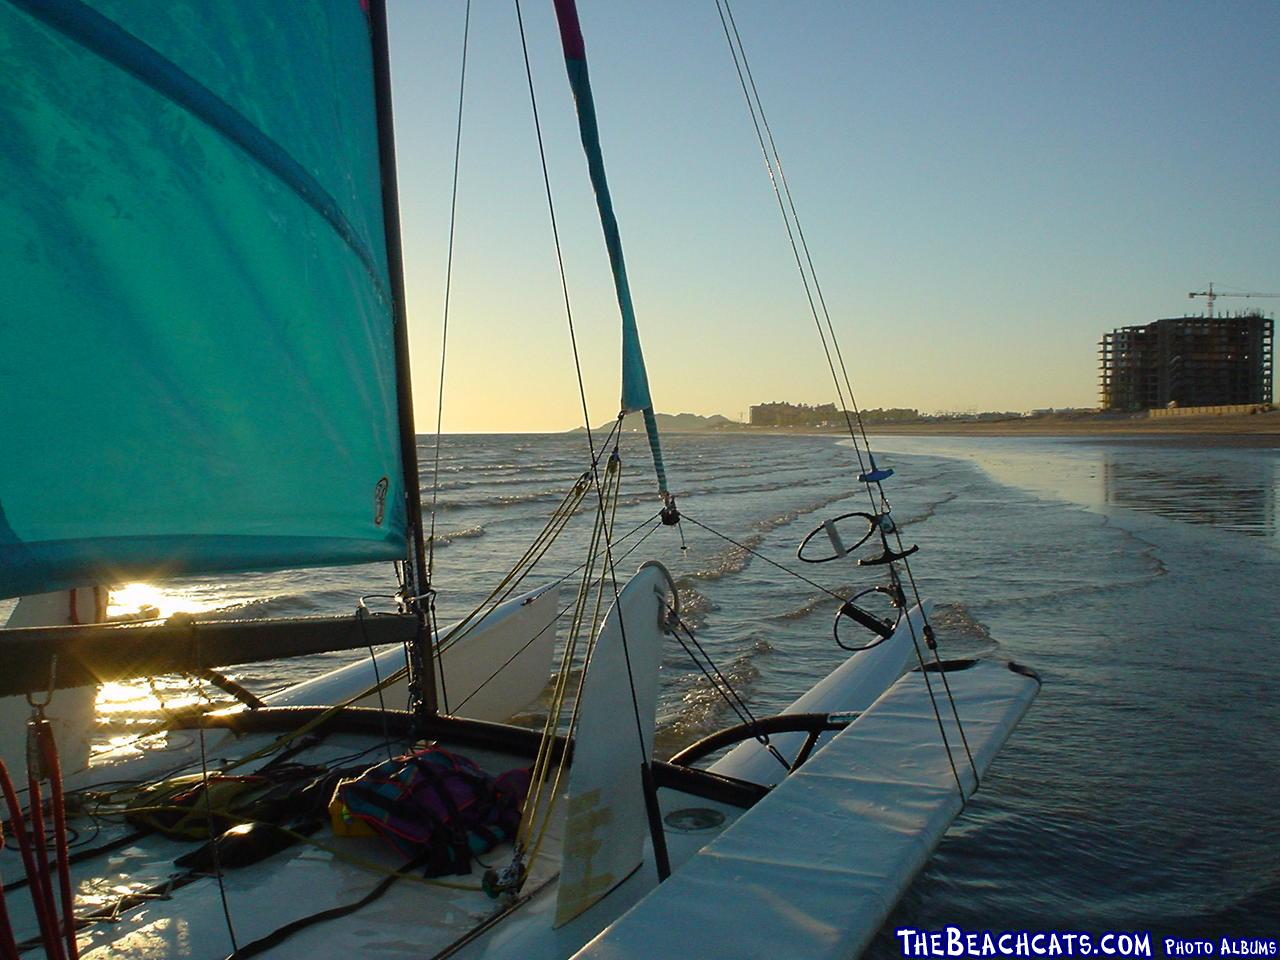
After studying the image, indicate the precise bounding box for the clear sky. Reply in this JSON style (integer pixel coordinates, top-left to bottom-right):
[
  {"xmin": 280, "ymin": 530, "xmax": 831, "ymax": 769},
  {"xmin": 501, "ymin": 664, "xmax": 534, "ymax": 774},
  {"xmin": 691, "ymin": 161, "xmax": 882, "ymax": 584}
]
[{"xmin": 386, "ymin": 1, "xmax": 1279, "ymax": 433}]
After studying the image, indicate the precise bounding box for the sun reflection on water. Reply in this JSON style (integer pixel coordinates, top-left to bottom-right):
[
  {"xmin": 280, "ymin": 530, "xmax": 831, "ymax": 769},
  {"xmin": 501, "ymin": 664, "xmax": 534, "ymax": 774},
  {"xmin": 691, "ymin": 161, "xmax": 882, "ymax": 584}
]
[
  {"xmin": 96, "ymin": 680, "xmax": 206, "ymax": 717},
  {"xmin": 96, "ymin": 584, "xmax": 230, "ymax": 725},
  {"xmin": 106, "ymin": 582, "xmax": 219, "ymax": 621}
]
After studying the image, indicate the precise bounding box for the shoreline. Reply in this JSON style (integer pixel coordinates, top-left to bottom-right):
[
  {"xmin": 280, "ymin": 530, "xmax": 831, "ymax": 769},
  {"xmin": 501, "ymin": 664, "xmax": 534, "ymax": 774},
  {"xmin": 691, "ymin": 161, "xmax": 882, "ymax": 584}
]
[{"xmin": 694, "ymin": 410, "xmax": 1280, "ymax": 448}]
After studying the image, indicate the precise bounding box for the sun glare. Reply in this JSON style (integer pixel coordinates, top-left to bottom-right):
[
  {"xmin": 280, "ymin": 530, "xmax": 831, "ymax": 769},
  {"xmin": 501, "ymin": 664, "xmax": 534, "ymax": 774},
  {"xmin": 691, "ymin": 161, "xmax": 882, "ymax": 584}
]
[{"xmin": 107, "ymin": 582, "xmax": 216, "ymax": 621}]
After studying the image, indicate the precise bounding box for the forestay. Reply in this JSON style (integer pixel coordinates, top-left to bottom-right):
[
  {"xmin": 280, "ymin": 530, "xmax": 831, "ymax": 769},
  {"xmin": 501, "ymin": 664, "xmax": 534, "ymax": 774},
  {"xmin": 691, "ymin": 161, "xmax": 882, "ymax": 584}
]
[{"xmin": 0, "ymin": 0, "xmax": 407, "ymax": 598}]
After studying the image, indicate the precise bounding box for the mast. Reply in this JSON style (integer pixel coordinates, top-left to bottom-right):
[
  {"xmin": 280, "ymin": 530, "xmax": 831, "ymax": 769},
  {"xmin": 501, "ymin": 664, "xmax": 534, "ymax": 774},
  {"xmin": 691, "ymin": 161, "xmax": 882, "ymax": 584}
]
[
  {"xmin": 368, "ymin": 0, "xmax": 438, "ymax": 716},
  {"xmin": 550, "ymin": 0, "xmax": 670, "ymax": 497}
]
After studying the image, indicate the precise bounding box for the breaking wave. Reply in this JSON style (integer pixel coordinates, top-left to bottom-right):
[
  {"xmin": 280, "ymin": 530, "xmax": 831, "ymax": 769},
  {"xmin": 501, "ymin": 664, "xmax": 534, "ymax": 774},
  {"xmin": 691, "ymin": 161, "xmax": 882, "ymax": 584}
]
[
  {"xmin": 427, "ymin": 487, "xmax": 570, "ymax": 510},
  {"xmin": 655, "ymin": 638, "xmax": 772, "ymax": 757},
  {"xmin": 671, "ymin": 584, "xmax": 716, "ymax": 629},
  {"xmin": 679, "ymin": 533, "xmax": 762, "ymax": 583},
  {"xmin": 769, "ymin": 584, "xmax": 854, "ymax": 622},
  {"xmin": 928, "ymin": 600, "xmax": 998, "ymax": 655},
  {"xmin": 898, "ymin": 491, "xmax": 959, "ymax": 527},
  {"xmin": 431, "ymin": 524, "xmax": 486, "ymax": 547},
  {"xmin": 680, "ymin": 487, "xmax": 866, "ymax": 583},
  {"xmin": 199, "ymin": 595, "xmax": 314, "ymax": 619}
]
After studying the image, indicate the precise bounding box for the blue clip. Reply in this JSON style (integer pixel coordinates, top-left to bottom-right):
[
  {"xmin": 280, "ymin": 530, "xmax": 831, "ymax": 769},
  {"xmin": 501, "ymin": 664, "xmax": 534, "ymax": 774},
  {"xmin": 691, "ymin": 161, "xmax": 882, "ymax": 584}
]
[{"xmin": 857, "ymin": 456, "xmax": 893, "ymax": 485}]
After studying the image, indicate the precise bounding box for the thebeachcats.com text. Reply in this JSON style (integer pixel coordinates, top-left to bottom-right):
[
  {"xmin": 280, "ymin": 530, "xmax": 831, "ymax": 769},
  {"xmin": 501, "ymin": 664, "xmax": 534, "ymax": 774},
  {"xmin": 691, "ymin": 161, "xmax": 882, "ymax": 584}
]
[{"xmin": 896, "ymin": 927, "xmax": 1279, "ymax": 959}]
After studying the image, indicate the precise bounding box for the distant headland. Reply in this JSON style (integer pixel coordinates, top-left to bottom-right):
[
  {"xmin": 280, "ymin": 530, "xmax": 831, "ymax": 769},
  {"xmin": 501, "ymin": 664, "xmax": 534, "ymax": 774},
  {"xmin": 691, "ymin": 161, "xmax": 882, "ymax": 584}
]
[{"xmin": 571, "ymin": 411, "xmax": 738, "ymax": 434}]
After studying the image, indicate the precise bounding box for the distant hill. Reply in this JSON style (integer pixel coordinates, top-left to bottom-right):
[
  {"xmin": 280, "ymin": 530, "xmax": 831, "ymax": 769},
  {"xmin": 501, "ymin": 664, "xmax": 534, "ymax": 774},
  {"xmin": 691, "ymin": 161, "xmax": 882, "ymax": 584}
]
[{"xmin": 571, "ymin": 411, "xmax": 740, "ymax": 434}]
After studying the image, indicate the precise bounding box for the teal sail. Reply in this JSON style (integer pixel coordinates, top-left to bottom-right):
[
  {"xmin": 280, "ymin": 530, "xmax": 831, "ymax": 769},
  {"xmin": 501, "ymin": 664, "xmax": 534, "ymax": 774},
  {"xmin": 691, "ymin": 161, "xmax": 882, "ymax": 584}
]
[
  {"xmin": 551, "ymin": 0, "xmax": 669, "ymax": 495},
  {"xmin": 0, "ymin": 0, "xmax": 409, "ymax": 598}
]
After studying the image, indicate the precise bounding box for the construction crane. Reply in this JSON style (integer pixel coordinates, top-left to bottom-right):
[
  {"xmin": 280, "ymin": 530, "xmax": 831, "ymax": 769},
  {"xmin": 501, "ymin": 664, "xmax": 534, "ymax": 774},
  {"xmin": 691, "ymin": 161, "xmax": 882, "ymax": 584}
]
[{"xmin": 1188, "ymin": 282, "xmax": 1280, "ymax": 318}]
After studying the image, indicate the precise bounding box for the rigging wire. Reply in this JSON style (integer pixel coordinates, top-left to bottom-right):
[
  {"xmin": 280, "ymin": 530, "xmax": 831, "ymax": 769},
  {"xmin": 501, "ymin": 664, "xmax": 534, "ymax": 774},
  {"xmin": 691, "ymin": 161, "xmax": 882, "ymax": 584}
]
[
  {"xmin": 513, "ymin": 0, "xmax": 659, "ymax": 884},
  {"xmin": 433, "ymin": 461, "xmax": 600, "ymax": 656},
  {"xmin": 349, "ymin": 463, "xmax": 604, "ymax": 712},
  {"xmin": 513, "ymin": 0, "xmax": 601, "ymax": 470},
  {"xmin": 524, "ymin": 456, "xmax": 642, "ymax": 875},
  {"xmin": 677, "ymin": 511, "xmax": 970, "ymax": 788},
  {"xmin": 356, "ymin": 606, "xmax": 396, "ymax": 761},
  {"xmin": 451, "ymin": 515, "xmax": 662, "ymax": 715},
  {"xmin": 423, "ymin": 0, "xmax": 474, "ymax": 717},
  {"xmin": 680, "ymin": 513, "xmax": 847, "ymax": 602},
  {"xmin": 720, "ymin": 0, "xmax": 873, "ymax": 475},
  {"xmin": 515, "ymin": 457, "xmax": 620, "ymax": 868},
  {"xmin": 431, "ymin": 594, "xmax": 451, "ymax": 715},
  {"xmin": 711, "ymin": 0, "xmax": 865, "ymax": 472},
  {"xmin": 663, "ymin": 603, "xmax": 791, "ymax": 772},
  {"xmin": 195, "ymin": 699, "xmax": 239, "ymax": 957},
  {"xmin": 543, "ymin": 509, "xmax": 661, "ymax": 591},
  {"xmin": 713, "ymin": 0, "xmax": 978, "ymax": 791},
  {"xmin": 427, "ymin": 0, "xmax": 473, "ymax": 583}
]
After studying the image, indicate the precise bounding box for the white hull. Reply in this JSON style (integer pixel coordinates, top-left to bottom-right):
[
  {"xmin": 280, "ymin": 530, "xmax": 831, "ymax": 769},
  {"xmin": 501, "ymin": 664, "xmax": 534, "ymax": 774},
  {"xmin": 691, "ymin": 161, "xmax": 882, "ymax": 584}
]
[
  {"xmin": 711, "ymin": 600, "xmax": 929, "ymax": 785},
  {"xmin": 1, "ymin": 571, "xmax": 1037, "ymax": 960},
  {"xmin": 266, "ymin": 585, "xmax": 560, "ymax": 722},
  {"xmin": 573, "ymin": 658, "xmax": 1040, "ymax": 960}
]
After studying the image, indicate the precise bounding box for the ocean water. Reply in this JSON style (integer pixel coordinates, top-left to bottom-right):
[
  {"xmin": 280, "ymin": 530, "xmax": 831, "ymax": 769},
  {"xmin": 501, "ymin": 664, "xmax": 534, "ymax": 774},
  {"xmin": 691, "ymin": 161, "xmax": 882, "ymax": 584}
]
[{"xmin": 12, "ymin": 432, "xmax": 1278, "ymax": 940}]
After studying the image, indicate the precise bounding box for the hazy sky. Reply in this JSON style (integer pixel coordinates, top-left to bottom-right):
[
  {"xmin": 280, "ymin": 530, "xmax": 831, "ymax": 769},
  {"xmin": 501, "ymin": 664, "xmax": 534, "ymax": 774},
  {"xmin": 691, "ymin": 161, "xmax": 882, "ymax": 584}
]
[{"xmin": 386, "ymin": 1, "xmax": 1279, "ymax": 433}]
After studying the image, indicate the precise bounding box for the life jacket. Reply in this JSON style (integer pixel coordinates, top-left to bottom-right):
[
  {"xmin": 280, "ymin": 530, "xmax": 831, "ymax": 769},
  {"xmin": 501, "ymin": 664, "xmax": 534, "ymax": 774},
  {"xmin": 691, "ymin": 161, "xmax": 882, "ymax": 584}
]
[{"xmin": 333, "ymin": 746, "xmax": 530, "ymax": 877}]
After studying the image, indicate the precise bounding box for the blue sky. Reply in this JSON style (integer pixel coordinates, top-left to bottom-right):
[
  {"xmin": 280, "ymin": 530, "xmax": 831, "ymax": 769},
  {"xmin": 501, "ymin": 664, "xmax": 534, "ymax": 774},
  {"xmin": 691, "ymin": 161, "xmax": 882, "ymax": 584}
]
[{"xmin": 386, "ymin": 1, "xmax": 1280, "ymax": 431}]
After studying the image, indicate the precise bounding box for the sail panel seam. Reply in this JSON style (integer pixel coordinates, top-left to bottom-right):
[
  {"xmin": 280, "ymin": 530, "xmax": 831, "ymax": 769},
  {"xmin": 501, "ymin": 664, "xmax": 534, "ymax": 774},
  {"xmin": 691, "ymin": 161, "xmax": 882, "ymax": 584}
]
[{"xmin": 8, "ymin": 0, "xmax": 390, "ymax": 304}]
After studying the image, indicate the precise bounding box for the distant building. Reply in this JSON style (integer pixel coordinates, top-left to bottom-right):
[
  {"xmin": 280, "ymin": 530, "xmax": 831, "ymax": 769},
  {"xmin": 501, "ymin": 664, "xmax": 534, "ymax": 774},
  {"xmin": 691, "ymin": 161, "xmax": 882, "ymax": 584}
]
[
  {"xmin": 1098, "ymin": 313, "xmax": 1273, "ymax": 412},
  {"xmin": 748, "ymin": 402, "xmax": 923, "ymax": 427},
  {"xmin": 748, "ymin": 401, "xmax": 839, "ymax": 427}
]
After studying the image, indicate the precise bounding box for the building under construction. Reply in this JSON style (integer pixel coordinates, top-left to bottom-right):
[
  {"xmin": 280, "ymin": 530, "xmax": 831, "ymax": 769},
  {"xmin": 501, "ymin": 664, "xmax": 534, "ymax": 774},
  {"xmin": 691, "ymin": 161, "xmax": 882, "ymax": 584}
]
[{"xmin": 1098, "ymin": 313, "xmax": 1273, "ymax": 411}]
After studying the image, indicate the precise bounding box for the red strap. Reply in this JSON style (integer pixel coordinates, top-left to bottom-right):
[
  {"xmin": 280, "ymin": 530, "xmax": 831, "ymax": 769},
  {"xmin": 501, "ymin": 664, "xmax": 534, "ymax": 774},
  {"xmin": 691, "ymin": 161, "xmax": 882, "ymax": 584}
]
[
  {"xmin": 39, "ymin": 726, "xmax": 79, "ymax": 959},
  {"xmin": 0, "ymin": 761, "xmax": 60, "ymax": 959}
]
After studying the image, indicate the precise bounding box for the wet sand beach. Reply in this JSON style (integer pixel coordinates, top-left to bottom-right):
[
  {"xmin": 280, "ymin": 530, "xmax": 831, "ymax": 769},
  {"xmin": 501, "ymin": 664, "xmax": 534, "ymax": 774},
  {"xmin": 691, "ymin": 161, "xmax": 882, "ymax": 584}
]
[{"xmin": 735, "ymin": 410, "xmax": 1280, "ymax": 447}]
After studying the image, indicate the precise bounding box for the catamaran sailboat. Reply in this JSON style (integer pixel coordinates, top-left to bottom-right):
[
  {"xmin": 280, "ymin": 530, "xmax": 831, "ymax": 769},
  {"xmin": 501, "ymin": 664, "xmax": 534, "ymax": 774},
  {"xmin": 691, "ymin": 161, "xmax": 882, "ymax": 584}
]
[{"xmin": 0, "ymin": 1, "xmax": 1038, "ymax": 957}]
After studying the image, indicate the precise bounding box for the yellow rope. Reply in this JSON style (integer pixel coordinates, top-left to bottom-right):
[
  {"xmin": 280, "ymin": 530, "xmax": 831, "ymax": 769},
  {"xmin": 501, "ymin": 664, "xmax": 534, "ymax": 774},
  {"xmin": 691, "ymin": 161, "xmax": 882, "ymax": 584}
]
[
  {"xmin": 353, "ymin": 473, "xmax": 592, "ymax": 704},
  {"xmin": 83, "ymin": 470, "xmax": 597, "ymax": 846},
  {"xmin": 519, "ymin": 456, "xmax": 624, "ymax": 872},
  {"xmin": 438, "ymin": 474, "xmax": 591, "ymax": 652},
  {"xmin": 515, "ymin": 471, "xmax": 611, "ymax": 845},
  {"xmin": 515, "ymin": 469, "xmax": 610, "ymax": 847},
  {"xmin": 83, "ymin": 465, "xmax": 616, "ymax": 900},
  {"xmin": 525, "ymin": 461, "xmax": 622, "ymax": 869}
]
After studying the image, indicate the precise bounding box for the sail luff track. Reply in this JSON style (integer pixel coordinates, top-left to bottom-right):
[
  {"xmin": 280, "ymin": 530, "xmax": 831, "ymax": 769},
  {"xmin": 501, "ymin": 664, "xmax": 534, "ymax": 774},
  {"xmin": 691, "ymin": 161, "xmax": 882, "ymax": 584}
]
[
  {"xmin": 368, "ymin": 0, "xmax": 436, "ymax": 715},
  {"xmin": 550, "ymin": 0, "xmax": 669, "ymax": 495}
]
